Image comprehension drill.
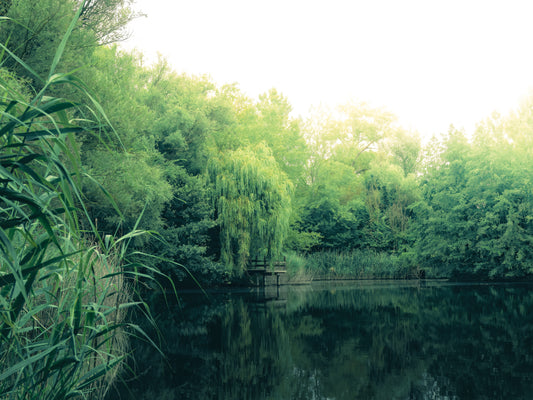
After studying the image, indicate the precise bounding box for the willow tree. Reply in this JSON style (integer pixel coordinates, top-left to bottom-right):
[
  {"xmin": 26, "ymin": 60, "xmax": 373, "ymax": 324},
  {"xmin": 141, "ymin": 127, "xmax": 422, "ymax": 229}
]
[{"xmin": 208, "ymin": 143, "xmax": 292, "ymax": 275}]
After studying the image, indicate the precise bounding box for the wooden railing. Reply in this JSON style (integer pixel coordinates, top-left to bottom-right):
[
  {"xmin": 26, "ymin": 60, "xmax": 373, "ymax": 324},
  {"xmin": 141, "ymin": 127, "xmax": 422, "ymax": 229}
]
[
  {"xmin": 248, "ymin": 256, "xmax": 286, "ymax": 271},
  {"xmin": 247, "ymin": 257, "xmax": 286, "ymax": 286}
]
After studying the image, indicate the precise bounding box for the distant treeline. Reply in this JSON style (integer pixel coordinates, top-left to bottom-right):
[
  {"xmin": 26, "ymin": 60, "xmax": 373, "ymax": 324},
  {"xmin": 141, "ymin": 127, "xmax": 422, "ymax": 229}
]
[{"xmin": 3, "ymin": 0, "xmax": 532, "ymax": 287}]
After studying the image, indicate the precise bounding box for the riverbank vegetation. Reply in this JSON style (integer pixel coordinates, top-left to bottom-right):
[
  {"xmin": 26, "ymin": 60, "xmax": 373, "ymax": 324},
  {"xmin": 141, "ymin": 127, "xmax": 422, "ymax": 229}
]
[
  {"xmin": 0, "ymin": 1, "xmax": 155, "ymax": 398},
  {"xmin": 1, "ymin": 0, "xmax": 532, "ymax": 397},
  {"xmin": 2, "ymin": 1, "xmax": 532, "ymax": 293}
]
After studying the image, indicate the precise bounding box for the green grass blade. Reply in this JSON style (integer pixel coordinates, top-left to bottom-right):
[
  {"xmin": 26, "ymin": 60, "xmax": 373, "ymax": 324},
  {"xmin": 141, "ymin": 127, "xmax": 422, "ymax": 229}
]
[
  {"xmin": 0, "ymin": 341, "xmax": 64, "ymax": 381},
  {"xmin": 48, "ymin": 1, "xmax": 85, "ymax": 80},
  {"xmin": 0, "ymin": 42, "xmax": 44, "ymax": 86}
]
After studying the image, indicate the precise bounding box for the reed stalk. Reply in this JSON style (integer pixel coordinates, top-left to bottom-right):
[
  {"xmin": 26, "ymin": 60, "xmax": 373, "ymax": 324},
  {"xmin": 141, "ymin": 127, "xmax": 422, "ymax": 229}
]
[{"xmin": 0, "ymin": 3, "xmax": 150, "ymax": 398}]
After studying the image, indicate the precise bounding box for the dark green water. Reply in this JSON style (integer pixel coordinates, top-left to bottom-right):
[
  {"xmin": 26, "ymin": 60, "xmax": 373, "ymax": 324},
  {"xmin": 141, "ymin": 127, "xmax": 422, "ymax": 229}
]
[{"xmin": 109, "ymin": 281, "xmax": 533, "ymax": 399}]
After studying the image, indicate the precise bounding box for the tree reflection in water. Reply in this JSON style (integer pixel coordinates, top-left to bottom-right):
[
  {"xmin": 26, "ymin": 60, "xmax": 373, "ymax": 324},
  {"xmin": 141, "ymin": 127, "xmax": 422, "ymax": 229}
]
[{"xmin": 108, "ymin": 282, "xmax": 533, "ymax": 400}]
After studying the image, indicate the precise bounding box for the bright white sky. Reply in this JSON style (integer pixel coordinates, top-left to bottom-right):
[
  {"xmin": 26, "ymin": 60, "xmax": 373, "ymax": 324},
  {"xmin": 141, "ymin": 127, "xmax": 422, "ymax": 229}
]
[{"xmin": 122, "ymin": 0, "xmax": 533, "ymax": 139}]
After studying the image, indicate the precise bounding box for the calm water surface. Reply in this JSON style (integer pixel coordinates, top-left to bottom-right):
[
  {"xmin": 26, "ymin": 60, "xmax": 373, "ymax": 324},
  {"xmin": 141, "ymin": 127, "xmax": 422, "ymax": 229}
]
[{"xmin": 109, "ymin": 281, "xmax": 533, "ymax": 399}]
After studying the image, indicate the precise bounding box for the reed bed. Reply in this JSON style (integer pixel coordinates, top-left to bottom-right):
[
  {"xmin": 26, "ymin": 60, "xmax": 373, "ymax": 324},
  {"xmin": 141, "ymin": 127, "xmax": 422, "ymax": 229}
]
[
  {"xmin": 287, "ymin": 250, "xmax": 418, "ymax": 281},
  {"xmin": 0, "ymin": 6, "xmax": 149, "ymax": 398}
]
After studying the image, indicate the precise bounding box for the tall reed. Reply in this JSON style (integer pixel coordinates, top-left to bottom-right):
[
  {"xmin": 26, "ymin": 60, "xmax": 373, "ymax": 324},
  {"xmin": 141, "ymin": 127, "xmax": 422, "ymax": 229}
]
[
  {"xmin": 0, "ymin": 3, "xmax": 148, "ymax": 398},
  {"xmin": 304, "ymin": 250, "xmax": 414, "ymax": 280}
]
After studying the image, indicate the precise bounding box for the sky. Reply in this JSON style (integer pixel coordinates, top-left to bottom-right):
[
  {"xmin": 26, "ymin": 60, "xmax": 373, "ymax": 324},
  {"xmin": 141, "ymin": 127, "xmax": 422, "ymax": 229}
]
[{"xmin": 122, "ymin": 0, "xmax": 533, "ymax": 139}]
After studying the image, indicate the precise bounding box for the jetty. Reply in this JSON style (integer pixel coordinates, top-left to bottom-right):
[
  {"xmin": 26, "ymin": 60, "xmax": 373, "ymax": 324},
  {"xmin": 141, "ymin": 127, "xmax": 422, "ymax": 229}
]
[{"xmin": 247, "ymin": 257, "xmax": 287, "ymax": 286}]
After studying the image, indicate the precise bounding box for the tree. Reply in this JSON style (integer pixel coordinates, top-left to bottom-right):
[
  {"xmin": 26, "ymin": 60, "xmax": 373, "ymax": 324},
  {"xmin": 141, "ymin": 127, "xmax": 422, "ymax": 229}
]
[
  {"xmin": 78, "ymin": 0, "xmax": 140, "ymax": 44},
  {"xmin": 381, "ymin": 129, "xmax": 421, "ymax": 176},
  {"xmin": 76, "ymin": 46, "xmax": 173, "ymax": 241},
  {"xmin": 304, "ymin": 103, "xmax": 397, "ymax": 175},
  {"xmin": 136, "ymin": 60, "xmax": 225, "ymax": 280},
  {"xmin": 208, "ymin": 143, "xmax": 293, "ymax": 275},
  {"xmin": 83, "ymin": 150, "xmax": 173, "ymax": 237},
  {"xmin": 298, "ymin": 183, "xmax": 366, "ymax": 251},
  {"xmin": 254, "ymin": 89, "xmax": 308, "ymax": 184},
  {"xmin": 140, "ymin": 59, "xmax": 218, "ymax": 174},
  {"xmin": 363, "ymin": 162, "xmax": 420, "ymax": 251},
  {"xmin": 0, "ymin": 0, "xmax": 137, "ymax": 88},
  {"xmin": 296, "ymin": 102, "xmax": 417, "ymax": 252},
  {"xmin": 411, "ymin": 123, "xmax": 533, "ymax": 279},
  {"xmin": 149, "ymin": 167, "xmax": 220, "ymax": 285}
]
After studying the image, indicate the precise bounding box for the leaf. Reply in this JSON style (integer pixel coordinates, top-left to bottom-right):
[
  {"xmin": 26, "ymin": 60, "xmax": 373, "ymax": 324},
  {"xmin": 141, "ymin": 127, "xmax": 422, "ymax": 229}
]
[
  {"xmin": 47, "ymin": 1, "xmax": 85, "ymax": 80},
  {"xmin": 0, "ymin": 342, "xmax": 63, "ymax": 381}
]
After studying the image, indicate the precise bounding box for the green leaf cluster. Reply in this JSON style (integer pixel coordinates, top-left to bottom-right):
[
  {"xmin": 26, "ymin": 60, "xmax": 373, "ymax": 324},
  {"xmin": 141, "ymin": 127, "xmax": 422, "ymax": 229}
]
[
  {"xmin": 411, "ymin": 121, "xmax": 533, "ymax": 279},
  {"xmin": 208, "ymin": 143, "xmax": 292, "ymax": 274}
]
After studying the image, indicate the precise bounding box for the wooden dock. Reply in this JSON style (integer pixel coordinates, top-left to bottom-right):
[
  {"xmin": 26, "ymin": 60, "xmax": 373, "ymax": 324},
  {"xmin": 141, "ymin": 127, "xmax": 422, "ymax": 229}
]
[{"xmin": 247, "ymin": 257, "xmax": 287, "ymax": 286}]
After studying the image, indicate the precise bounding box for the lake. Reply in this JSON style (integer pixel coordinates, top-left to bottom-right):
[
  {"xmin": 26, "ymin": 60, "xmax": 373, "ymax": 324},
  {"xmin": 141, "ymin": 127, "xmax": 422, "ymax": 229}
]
[{"xmin": 107, "ymin": 281, "xmax": 533, "ymax": 399}]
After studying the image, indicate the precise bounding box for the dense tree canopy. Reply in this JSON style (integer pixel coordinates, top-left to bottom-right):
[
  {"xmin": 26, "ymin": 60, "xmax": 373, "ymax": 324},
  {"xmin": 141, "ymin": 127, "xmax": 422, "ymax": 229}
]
[
  {"xmin": 2, "ymin": 0, "xmax": 532, "ymax": 283},
  {"xmin": 410, "ymin": 116, "xmax": 533, "ymax": 279}
]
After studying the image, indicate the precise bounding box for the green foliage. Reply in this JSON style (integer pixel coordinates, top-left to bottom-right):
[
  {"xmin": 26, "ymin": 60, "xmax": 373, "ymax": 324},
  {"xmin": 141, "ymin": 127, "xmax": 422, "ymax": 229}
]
[
  {"xmin": 303, "ymin": 250, "xmax": 413, "ymax": 279},
  {"xmin": 253, "ymin": 89, "xmax": 308, "ymax": 183},
  {"xmin": 0, "ymin": 52, "xmax": 128, "ymax": 400},
  {"xmin": 283, "ymin": 225, "xmax": 322, "ymax": 254},
  {"xmin": 304, "ymin": 102, "xmax": 398, "ymax": 175},
  {"xmin": 3, "ymin": 0, "xmax": 531, "ymax": 295},
  {"xmin": 68, "ymin": 47, "xmax": 175, "ymax": 248},
  {"xmin": 141, "ymin": 61, "xmax": 218, "ymax": 174},
  {"xmin": 298, "ymin": 185, "xmax": 366, "ymax": 251},
  {"xmin": 208, "ymin": 143, "xmax": 293, "ymax": 274},
  {"xmin": 363, "ymin": 162, "xmax": 420, "ymax": 251},
  {"xmin": 78, "ymin": 46, "xmax": 152, "ymax": 151},
  {"xmin": 296, "ymin": 103, "xmax": 420, "ymax": 254},
  {"xmin": 381, "ymin": 128, "xmax": 421, "ymax": 176},
  {"xmin": 78, "ymin": 0, "xmax": 140, "ymax": 44},
  {"xmin": 412, "ymin": 124, "xmax": 533, "ymax": 279},
  {"xmin": 0, "ymin": 6, "xmax": 164, "ymax": 397},
  {"xmin": 149, "ymin": 167, "xmax": 223, "ymax": 286},
  {"xmin": 83, "ymin": 150, "xmax": 173, "ymax": 236},
  {"xmin": 0, "ymin": 0, "xmax": 136, "ymax": 89}
]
